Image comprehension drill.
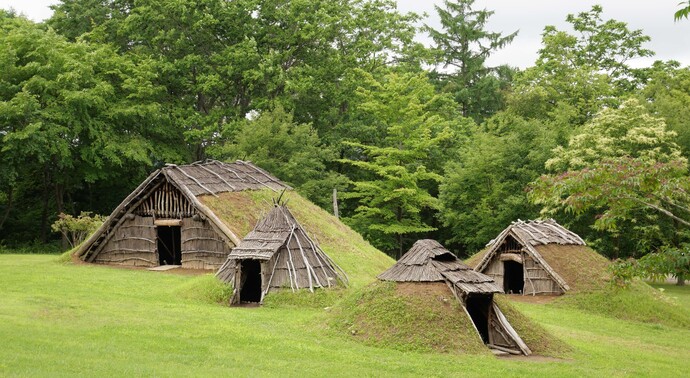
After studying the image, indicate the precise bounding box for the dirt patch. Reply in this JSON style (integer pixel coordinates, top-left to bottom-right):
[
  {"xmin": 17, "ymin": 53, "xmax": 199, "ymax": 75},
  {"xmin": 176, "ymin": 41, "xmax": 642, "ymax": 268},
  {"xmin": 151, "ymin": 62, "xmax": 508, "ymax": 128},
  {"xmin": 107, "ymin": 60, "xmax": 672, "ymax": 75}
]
[
  {"xmin": 503, "ymin": 294, "xmax": 559, "ymax": 304},
  {"xmin": 395, "ymin": 282, "xmax": 454, "ymax": 298},
  {"xmin": 497, "ymin": 354, "xmax": 569, "ymax": 363}
]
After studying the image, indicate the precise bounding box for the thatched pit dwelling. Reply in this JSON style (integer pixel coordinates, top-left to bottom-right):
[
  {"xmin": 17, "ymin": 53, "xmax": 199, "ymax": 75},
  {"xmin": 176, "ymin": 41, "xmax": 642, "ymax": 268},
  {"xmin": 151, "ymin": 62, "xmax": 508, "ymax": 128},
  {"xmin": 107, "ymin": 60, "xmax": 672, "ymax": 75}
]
[
  {"xmin": 471, "ymin": 219, "xmax": 608, "ymax": 295},
  {"xmin": 76, "ymin": 160, "xmax": 289, "ymax": 270},
  {"xmin": 216, "ymin": 204, "xmax": 347, "ymax": 304},
  {"xmin": 378, "ymin": 239, "xmax": 531, "ymax": 355}
]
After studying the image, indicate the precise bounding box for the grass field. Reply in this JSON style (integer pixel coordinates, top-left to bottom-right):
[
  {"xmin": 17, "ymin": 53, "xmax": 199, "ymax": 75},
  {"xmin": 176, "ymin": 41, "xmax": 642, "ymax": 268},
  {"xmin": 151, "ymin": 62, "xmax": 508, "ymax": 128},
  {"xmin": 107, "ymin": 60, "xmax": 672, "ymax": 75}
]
[{"xmin": 1, "ymin": 255, "xmax": 688, "ymax": 377}]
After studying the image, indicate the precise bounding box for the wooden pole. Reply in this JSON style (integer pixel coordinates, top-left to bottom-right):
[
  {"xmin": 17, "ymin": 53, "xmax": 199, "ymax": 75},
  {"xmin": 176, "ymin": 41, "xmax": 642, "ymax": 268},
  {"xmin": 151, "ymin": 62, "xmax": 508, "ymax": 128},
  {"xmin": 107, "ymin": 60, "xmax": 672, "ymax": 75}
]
[{"xmin": 332, "ymin": 188, "xmax": 339, "ymax": 219}]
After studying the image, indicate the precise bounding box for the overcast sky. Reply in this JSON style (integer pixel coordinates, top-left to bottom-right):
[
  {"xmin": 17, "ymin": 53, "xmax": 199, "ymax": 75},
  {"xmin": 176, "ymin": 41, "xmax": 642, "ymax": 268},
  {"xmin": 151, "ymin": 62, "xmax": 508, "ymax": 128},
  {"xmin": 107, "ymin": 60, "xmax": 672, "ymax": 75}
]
[{"xmin": 2, "ymin": 0, "xmax": 689, "ymax": 68}]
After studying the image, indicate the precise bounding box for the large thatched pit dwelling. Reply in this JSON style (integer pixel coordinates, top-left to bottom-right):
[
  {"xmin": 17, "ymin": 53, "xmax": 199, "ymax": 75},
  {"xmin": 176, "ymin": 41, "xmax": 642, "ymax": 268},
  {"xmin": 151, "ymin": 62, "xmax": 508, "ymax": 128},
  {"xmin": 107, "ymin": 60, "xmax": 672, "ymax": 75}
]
[
  {"xmin": 216, "ymin": 204, "xmax": 347, "ymax": 304},
  {"xmin": 75, "ymin": 160, "xmax": 289, "ymax": 270},
  {"xmin": 378, "ymin": 239, "xmax": 531, "ymax": 355},
  {"xmin": 469, "ymin": 219, "xmax": 610, "ymax": 295}
]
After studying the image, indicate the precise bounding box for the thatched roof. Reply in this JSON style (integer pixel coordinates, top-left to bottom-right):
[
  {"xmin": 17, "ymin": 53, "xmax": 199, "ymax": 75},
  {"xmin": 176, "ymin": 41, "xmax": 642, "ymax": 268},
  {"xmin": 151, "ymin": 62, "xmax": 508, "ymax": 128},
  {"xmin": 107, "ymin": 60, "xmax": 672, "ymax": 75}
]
[
  {"xmin": 216, "ymin": 205, "xmax": 347, "ymax": 291},
  {"xmin": 378, "ymin": 239, "xmax": 500, "ymax": 294},
  {"xmin": 163, "ymin": 160, "xmax": 288, "ymax": 196},
  {"xmin": 486, "ymin": 219, "xmax": 585, "ymax": 248},
  {"xmin": 76, "ymin": 160, "xmax": 290, "ymax": 262}
]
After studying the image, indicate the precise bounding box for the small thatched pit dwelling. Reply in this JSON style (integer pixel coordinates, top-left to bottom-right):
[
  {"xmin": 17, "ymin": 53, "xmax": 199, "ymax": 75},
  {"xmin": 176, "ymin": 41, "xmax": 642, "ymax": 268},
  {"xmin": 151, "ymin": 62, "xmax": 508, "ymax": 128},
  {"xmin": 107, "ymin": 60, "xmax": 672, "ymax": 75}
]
[
  {"xmin": 470, "ymin": 219, "xmax": 609, "ymax": 295},
  {"xmin": 75, "ymin": 160, "xmax": 289, "ymax": 270},
  {"xmin": 378, "ymin": 239, "xmax": 531, "ymax": 355},
  {"xmin": 216, "ymin": 204, "xmax": 347, "ymax": 304}
]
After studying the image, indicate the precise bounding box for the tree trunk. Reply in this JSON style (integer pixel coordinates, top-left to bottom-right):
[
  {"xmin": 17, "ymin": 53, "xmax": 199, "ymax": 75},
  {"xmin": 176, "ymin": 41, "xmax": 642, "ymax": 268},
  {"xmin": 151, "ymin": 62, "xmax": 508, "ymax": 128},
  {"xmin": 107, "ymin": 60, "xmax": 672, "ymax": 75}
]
[
  {"xmin": 55, "ymin": 183, "xmax": 68, "ymax": 250},
  {"xmin": 39, "ymin": 174, "xmax": 50, "ymax": 243},
  {"xmin": 677, "ymin": 274, "xmax": 685, "ymax": 286},
  {"xmin": 0, "ymin": 186, "xmax": 13, "ymax": 231}
]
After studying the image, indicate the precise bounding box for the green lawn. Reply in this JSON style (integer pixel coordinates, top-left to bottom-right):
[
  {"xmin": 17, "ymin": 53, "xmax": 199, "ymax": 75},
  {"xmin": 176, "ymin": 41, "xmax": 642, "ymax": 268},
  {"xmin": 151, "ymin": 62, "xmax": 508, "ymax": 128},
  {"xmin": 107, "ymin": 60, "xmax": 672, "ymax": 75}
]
[{"xmin": 1, "ymin": 255, "xmax": 688, "ymax": 377}]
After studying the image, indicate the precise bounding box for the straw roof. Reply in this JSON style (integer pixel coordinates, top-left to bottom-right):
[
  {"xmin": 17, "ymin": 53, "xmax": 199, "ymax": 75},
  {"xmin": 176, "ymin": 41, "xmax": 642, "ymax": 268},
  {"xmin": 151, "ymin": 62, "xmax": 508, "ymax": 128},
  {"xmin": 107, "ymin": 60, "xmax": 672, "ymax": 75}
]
[
  {"xmin": 216, "ymin": 205, "xmax": 347, "ymax": 291},
  {"xmin": 378, "ymin": 239, "xmax": 500, "ymax": 294},
  {"xmin": 486, "ymin": 219, "xmax": 585, "ymax": 248},
  {"xmin": 163, "ymin": 160, "xmax": 288, "ymax": 196},
  {"xmin": 76, "ymin": 160, "xmax": 290, "ymax": 262}
]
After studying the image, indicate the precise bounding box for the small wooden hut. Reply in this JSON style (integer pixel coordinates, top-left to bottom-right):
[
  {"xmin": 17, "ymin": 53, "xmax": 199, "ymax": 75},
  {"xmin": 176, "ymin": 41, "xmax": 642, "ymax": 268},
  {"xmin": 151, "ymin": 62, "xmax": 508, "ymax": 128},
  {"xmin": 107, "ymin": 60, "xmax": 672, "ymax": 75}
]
[
  {"xmin": 216, "ymin": 204, "xmax": 347, "ymax": 304},
  {"xmin": 378, "ymin": 239, "xmax": 531, "ymax": 355},
  {"xmin": 474, "ymin": 219, "xmax": 588, "ymax": 295},
  {"xmin": 75, "ymin": 160, "xmax": 289, "ymax": 270}
]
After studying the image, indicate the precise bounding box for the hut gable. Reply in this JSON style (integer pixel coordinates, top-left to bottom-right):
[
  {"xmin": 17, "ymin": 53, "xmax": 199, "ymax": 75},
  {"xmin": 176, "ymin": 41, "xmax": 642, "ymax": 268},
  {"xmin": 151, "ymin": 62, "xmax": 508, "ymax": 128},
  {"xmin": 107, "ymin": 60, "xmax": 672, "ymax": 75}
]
[
  {"xmin": 76, "ymin": 160, "xmax": 290, "ymax": 270},
  {"xmin": 216, "ymin": 205, "xmax": 347, "ymax": 304},
  {"xmin": 476, "ymin": 219, "xmax": 588, "ymax": 295}
]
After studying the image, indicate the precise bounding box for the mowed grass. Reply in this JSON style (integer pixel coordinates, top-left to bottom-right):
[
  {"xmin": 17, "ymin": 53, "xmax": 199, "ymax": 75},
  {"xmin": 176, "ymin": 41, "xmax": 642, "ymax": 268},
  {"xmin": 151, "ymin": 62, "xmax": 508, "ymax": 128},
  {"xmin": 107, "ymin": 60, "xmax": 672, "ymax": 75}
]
[{"xmin": 1, "ymin": 255, "xmax": 689, "ymax": 377}]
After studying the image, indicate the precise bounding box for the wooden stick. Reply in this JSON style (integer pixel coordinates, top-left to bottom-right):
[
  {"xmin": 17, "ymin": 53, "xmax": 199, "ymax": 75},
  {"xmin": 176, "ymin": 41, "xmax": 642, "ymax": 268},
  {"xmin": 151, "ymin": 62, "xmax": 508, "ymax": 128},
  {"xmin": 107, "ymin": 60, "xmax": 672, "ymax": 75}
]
[
  {"xmin": 493, "ymin": 303, "xmax": 531, "ymax": 356},
  {"xmin": 196, "ymin": 164, "xmax": 237, "ymax": 191},
  {"xmin": 487, "ymin": 344, "xmax": 522, "ymax": 355},
  {"xmin": 172, "ymin": 166, "xmax": 218, "ymax": 197}
]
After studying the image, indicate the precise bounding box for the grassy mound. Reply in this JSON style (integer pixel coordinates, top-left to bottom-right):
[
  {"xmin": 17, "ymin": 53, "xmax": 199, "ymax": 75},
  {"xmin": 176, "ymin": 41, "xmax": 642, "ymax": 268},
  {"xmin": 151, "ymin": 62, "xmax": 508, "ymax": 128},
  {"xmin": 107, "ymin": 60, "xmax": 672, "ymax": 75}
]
[
  {"xmin": 535, "ymin": 245, "xmax": 610, "ymax": 292},
  {"xmin": 201, "ymin": 189, "xmax": 394, "ymax": 289},
  {"xmin": 330, "ymin": 281, "xmax": 490, "ymax": 354},
  {"xmin": 494, "ymin": 296, "xmax": 572, "ymax": 357},
  {"xmin": 553, "ymin": 280, "xmax": 690, "ymax": 328}
]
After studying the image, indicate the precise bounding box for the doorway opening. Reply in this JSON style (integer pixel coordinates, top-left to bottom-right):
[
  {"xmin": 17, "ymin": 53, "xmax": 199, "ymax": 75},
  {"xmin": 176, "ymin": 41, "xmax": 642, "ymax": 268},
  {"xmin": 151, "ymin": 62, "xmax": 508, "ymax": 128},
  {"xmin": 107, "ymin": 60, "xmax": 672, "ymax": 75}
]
[
  {"xmin": 157, "ymin": 226, "xmax": 181, "ymax": 265},
  {"xmin": 503, "ymin": 260, "xmax": 524, "ymax": 294},
  {"xmin": 466, "ymin": 295, "xmax": 492, "ymax": 343},
  {"xmin": 239, "ymin": 260, "xmax": 262, "ymax": 303}
]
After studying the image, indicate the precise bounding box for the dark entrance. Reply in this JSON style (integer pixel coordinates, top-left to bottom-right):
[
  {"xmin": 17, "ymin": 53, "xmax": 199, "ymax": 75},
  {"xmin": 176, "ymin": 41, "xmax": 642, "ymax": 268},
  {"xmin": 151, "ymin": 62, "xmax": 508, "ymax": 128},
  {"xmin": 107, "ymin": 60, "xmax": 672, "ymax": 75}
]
[
  {"xmin": 157, "ymin": 226, "xmax": 181, "ymax": 265},
  {"xmin": 239, "ymin": 260, "xmax": 262, "ymax": 303},
  {"xmin": 466, "ymin": 295, "xmax": 492, "ymax": 343},
  {"xmin": 503, "ymin": 261, "xmax": 524, "ymax": 294}
]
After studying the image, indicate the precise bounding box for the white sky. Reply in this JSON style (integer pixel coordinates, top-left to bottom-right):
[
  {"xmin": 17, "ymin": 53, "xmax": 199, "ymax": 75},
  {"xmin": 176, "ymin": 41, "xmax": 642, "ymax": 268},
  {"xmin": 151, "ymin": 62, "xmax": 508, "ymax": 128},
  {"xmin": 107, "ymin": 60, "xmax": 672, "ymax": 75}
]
[{"xmin": 2, "ymin": 0, "xmax": 689, "ymax": 68}]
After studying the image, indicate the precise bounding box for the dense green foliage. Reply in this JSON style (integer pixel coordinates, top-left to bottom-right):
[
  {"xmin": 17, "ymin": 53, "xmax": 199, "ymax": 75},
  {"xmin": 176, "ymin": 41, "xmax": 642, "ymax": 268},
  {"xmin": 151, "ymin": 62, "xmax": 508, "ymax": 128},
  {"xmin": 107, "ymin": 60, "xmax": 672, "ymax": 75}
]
[{"xmin": 2, "ymin": 1, "xmax": 690, "ymax": 260}]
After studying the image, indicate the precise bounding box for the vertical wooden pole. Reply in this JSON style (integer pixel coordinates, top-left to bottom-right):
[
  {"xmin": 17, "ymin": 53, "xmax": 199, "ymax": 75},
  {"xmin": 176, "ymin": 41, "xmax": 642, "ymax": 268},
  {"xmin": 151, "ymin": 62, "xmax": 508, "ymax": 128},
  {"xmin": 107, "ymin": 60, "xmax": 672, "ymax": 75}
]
[{"xmin": 332, "ymin": 188, "xmax": 339, "ymax": 219}]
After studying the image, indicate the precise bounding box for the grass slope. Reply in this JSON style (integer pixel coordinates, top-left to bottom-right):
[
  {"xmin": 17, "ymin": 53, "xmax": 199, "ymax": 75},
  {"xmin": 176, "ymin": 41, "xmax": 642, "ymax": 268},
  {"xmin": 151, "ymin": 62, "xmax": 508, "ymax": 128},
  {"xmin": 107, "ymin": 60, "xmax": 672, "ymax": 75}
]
[
  {"xmin": 200, "ymin": 189, "xmax": 394, "ymax": 289},
  {"xmin": 329, "ymin": 281, "xmax": 489, "ymax": 354},
  {"xmin": 553, "ymin": 280, "xmax": 690, "ymax": 328},
  {"xmin": 1, "ymin": 255, "xmax": 689, "ymax": 376}
]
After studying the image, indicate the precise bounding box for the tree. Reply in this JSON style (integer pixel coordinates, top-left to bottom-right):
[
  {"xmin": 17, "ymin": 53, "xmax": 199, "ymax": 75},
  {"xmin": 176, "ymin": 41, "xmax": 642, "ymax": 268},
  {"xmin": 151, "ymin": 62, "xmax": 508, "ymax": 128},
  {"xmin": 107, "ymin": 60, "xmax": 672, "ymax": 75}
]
[
  {"xmin": 546, "ymin": 99, "xmax": 684, "ymax": 171},
  {"xmin": 209, "ymin": 105, "xmax": 347, "ymax": 210},
  {"xmin": 340, "ymin": 71, "xmax": 462, "ymax": 257},
  {"xmin": 641, "ymin": 245, "xmax": 690, "ymax": 286},
  {"xmin": 509, "ymin": 5, "xmax": 653, "ymax": 125},
  {"xmin": 529, "ymin": 99, "xmax": 689, "ymax": 258},
  {"xmin": 637, "ymin": 61, "xmax": 690, "ymax": 159},
  {"xmin": 439, "ymin": 113, "xmax": 557, "ymax": 253},
  {"xmin": 48, "ymin": 0, "xmax": 423, "ymax": 159},
  {"xmin": 676, "ymin": 1, "xmax": 690, "ymax": 21},
  {"xmin": 0, "ymin": 12, "xmax": 173, "ymax": 244},
  {"xmin": 425, "ymin": 0, "xmax": 517, "ymax": 121},
  {"xmin": 51, "ymin": 212, "xmax": 105, "ymax": 249}
]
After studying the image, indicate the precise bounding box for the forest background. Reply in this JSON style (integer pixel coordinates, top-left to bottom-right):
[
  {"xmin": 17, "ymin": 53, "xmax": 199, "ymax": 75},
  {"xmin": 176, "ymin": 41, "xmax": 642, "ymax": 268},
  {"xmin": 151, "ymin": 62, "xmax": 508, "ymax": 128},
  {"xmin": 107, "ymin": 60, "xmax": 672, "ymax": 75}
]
[{"xmin": 2, "ymin": 0, "xmax": 690, "ymax": 273}]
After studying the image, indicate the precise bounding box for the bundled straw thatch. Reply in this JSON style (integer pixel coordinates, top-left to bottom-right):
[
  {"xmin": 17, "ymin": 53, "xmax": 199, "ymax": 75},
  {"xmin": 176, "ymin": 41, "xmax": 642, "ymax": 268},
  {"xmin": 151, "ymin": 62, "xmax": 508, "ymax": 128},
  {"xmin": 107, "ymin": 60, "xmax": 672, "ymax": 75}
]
[
  {"xmin": 216, "ymin": 204, "xmax": 347, "ymax": 303},
  {"xmin": 378, "ymin": 239, "xmax": 500, "ymax": 294}
]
